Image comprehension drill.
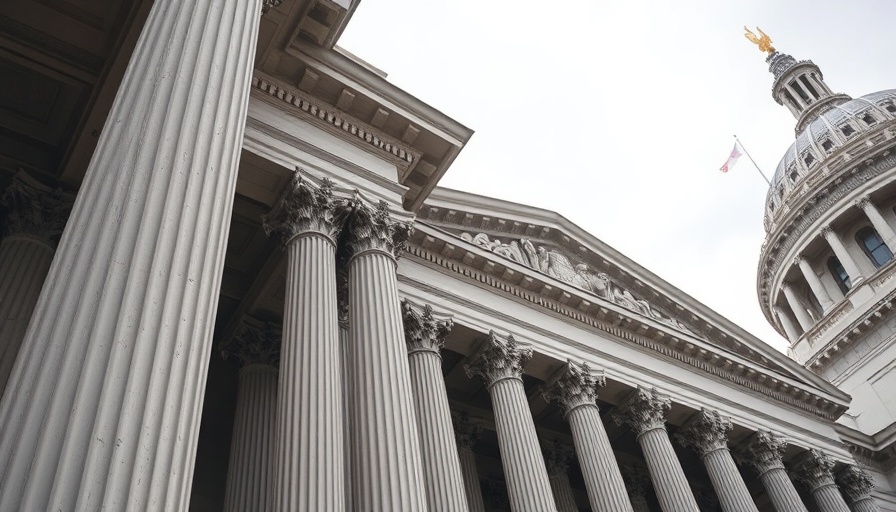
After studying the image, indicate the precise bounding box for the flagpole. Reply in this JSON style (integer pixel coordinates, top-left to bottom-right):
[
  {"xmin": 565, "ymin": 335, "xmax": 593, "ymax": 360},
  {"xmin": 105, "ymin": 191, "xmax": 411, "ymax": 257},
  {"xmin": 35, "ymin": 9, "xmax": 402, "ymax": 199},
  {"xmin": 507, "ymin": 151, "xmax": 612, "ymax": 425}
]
[{"xmin": 734, "ymin": 134, "xmax": 772, "ymax": 186}]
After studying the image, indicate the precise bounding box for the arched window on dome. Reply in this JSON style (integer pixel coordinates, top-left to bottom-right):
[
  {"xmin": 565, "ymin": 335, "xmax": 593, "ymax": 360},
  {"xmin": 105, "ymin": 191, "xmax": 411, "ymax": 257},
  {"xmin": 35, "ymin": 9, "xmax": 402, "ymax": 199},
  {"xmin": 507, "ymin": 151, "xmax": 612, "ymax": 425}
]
[
  {"xmin": 856, "ymin": 226, "xmax": 893, "ymax": 268},
  {"xmin": 827, "ymin": 256, "xmax": 851, "ymax": 295}
]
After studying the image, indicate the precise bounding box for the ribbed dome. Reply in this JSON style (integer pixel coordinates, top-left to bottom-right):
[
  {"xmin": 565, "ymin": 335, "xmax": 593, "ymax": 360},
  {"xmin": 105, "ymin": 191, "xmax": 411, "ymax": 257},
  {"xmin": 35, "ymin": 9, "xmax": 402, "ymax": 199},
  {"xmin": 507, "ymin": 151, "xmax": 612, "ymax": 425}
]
[{"xmin": 763, "ymin": 89, "xmax": 896, "ymax": 232}]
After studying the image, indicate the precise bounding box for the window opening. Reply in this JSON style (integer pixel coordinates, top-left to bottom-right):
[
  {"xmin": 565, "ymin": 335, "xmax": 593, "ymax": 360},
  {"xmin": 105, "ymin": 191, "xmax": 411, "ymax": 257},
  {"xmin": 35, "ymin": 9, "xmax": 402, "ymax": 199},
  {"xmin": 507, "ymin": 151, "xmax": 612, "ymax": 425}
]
[
  {"xmin": 827, "ymin": 256, "xmax": 851, "ymax": 294},
  {"xmin": 856, "ymin": 226, "xmax": 893, "ymax": 268}
]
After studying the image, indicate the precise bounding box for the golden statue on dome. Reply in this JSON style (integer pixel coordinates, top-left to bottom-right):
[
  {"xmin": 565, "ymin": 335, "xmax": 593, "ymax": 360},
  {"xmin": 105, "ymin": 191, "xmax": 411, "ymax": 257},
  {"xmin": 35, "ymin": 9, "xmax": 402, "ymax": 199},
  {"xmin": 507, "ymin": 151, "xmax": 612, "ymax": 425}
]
[{"xmin": 744, "ymin": 26, "xmax": 775, "ymax": 54}]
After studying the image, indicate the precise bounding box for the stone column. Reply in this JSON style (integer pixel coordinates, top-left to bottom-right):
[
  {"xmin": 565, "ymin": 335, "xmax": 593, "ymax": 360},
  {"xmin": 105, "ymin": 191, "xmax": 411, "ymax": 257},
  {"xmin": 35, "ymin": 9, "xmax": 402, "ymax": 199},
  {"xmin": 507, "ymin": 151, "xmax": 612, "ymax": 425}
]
[
  {"xmin": 342, "ymin": 195, "xmax": 427, "ymax": 511},
  {"xmin": 613, "ymin": 387, "xmax": 700, "ymax": 512},
  {"xmin": 782, "ymin": 283, "xmax": 815, "ymax": 331},
  {"xmin": 220, "ymin": 320, "xmax": 280, "ymax": 512},
  {"xmin": 454, "ymin": 413, "xmax": 487, "ymax": 512},
  {"xmin": 401, "ymin": 299, "xmax": 469, "ymax": 512},
  {"xmin": 676, "ymin": 409, "xmax": 759, "ymax": 512},
  {"xmin": 0, "ymin": 0, "xmax": 262, "ymax": 509},
  {"xmin": 0, "ymin": 173, "xmax": 71, "ymax": 394},
  {"xmin": 737, "ymin": 431, "xmax": 808, "ymax": 512},
  {"xmin": 263, "ymin": 175, "xmax": 346, "ymax": 511},
  {"xmin": 856, "ymin": 196, "xmax": 896, "ymax": 253},
  {"xmin": 835, "ymin": 465, "xmax": 880, "ymax": 512},
  {"xmin": 774, "ymin": 305, "xmax": 802, "ymax": 341},
  {"xmin": 464, "ymin": 331, "xmax": 557, "ymax": 512},
  {"xmin": 620, "ymin": 465, "xmax": 653, "ymax": 512},
  {"xmin": 542, "ymin": 360, "xmax": 634, "ymax": 512},
  {"xmin": 822, "ymin": 226, "xmax": 866, "ymax": 286},
  {"xmin": 793, "ymin": 450, "xmax": 851, "ymax": 512},
  {"xmin": 543, "ymin": 440, "xmax": 578, "ymax": 512},
  {"xmin": 796, "ymin": 256, "xmax": 836, "ymax": 313}
]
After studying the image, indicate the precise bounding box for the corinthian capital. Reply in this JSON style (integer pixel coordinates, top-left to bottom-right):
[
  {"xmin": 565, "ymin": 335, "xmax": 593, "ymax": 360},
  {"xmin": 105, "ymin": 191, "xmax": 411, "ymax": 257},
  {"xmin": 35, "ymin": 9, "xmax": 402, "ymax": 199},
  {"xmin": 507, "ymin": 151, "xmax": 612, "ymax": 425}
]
[
  {"xmin": 401, "ymin": 299, "xmax": 453, "ymax": 355},
  {"xmin": 835, "ymin": 465, "xmax": 875, "ymax": 504},
  {"xmin": 736, "ymin": 431, "xmax": 788, "ymax": 475},
  {"xmin": 541, "ymin": 360, "xmax": 606, "ymax": 417},
  {"xmin": 341, "ymin": 193, "xmax": 413, "ymax": 259},
  {"xmin": 1, "ymin": 172, "xmax": 72, "ymax": 243},
  {"xmin": 220, "ymin": 317, "xmax": 281, "ymax": 368},
  {"xmin": 541, "ymin": 439, "xmax": 573, "ymax": 478},
  {"xmin": 792, "ymin": 449, "xmax": 838, "ymax": 491},
  {"xmin": 262, "ymin": 172, "xmax": 344, "ymax": 245},
  {"xmin": 612, "ymin": 387, "xmax": 670, "ymax": 436},
  {"xmin": 675, "ymin": 409, "xmax": 733, "ymax": 457},
  {"xmin": 452, "ymin": 412, "xmax": 483, "ymax": 451},
  {"xmin": 619, "ymin": 464, "xmax": 651, "ymax": 500},
  {"xmin": 464, "ymin": 331, "xmax": 531, "ymax": 387}
]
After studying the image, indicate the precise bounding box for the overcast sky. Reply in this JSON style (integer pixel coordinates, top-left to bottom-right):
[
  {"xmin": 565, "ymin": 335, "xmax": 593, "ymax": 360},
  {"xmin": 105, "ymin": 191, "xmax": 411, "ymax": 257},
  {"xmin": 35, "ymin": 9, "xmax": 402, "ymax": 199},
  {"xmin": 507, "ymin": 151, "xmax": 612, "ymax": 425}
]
[{"xmin": 338, "ymin": 0, "xmax": 896, "ymax": 353}]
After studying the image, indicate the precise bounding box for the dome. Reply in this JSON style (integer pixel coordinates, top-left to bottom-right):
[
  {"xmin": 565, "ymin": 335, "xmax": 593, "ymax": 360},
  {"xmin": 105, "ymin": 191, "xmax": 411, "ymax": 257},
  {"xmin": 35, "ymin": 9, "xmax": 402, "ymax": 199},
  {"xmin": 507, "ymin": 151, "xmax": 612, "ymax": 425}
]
[{"xmin": 763, "ymin": 89, "xmax": 896, "ymax": 232}]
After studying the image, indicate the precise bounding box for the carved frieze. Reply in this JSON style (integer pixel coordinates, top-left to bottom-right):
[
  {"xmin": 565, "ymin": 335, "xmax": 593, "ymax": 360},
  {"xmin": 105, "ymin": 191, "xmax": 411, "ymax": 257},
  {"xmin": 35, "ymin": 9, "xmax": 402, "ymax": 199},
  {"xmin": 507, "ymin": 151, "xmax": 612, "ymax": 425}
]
[
  {"xmin": 541, "ymin": 360, "xmax": 605, "ymax": 417},
  {"xmin": 400, "ymin": 299, "xmax": 453, "ymax": 355}
]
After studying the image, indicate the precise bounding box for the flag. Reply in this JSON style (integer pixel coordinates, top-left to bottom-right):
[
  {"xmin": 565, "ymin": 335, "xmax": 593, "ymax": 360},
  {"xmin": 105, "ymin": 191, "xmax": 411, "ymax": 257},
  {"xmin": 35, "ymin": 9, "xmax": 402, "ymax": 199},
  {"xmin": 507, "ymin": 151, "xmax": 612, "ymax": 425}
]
[{"xmin": 720, "ymin": 143, "xmax": 742, "ymax": 173}]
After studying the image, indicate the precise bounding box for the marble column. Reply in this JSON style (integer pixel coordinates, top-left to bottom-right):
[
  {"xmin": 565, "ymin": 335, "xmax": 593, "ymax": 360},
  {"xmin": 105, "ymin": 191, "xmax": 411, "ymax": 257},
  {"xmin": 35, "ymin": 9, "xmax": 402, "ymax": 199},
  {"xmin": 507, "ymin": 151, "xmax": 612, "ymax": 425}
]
[
  {"xmin": 542, "ymin": 360, "xmax": 634, "ymax": 512},
  {"xmin": 775, "ymin": 305, "xmax": 802, "ymax": 341},
  {"xmin": 342, "ymin": 195, "xmax": 427, "ymax": 511},
  {"xmin": 543, "ymin": 440, "xmax": 579, "ymax": 512},
  {"xmin": 793, "ymin": 450, "xmax": 851, "ymax": 512},
  {"xmin": 796, "ymin": 256, "xmax": 836, "ymax": 313},
  {"xmin": 0, "ymin": 173, "xmax": 71, "ymax": 394},
  {"xmin": 220, "ymin": 320, "xmax": 280, "ymax": 512},
  {"xmin": 737, "ymin": 431, "xmax": 808, "ymax": 512},
  {"xmin": 822, "ymin": 226, "xmax": 866, "ymax": 286},
  {"xmin": 676, "ymin": 409, "xmax": 759, "ymax": 512},
  {"xmin": 620, "ymin": 465, "xmax": 653, "ymax": 512},
  {"xmin": 782, "ymin": 283, "xmax": 815, "ymax": 331},
  {"xmin": 402, "ymin": 299, "xmax": 469, "ymax": 512},
  {"xmin": 454, "ymin": 413, "xmax": 487, "ymax": 512},
  {"xmin": 263, "ymin": 175, "xmax": 346, "ymax": 511},
  {"xmin": 464, "ymin": 331, "xmax": 557, "ymax": 512},
  {"xmin": 613, "ymin": 387, "xmax": 700, "ymax": 512},
  {"xmin": 0, "ymin": 0, "xmax": 262, "ymax": 509},
  {"xmin": 856, "ymin": 196, "xmax": 896, "ymax": 252},
  {"xmin": 835, "ymin": 465, "xmax": 881, "ymax": 512}
]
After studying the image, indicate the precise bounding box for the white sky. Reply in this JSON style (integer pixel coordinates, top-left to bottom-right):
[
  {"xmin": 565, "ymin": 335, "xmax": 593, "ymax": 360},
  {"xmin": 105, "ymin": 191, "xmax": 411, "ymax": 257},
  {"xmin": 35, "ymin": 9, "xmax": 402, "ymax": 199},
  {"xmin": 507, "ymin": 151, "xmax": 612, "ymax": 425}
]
[{"xmin": 338, "ymin": 0, "xmax": 896, "ymax": 353}]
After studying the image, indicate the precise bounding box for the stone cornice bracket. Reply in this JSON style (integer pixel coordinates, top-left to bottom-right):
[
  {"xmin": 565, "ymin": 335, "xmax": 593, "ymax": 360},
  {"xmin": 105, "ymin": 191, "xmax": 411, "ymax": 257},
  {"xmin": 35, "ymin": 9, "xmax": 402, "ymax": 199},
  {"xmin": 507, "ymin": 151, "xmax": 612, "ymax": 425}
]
[
  {"xmin": 1, "ymin": 171, "xmax": 73, "ymax": 243},
  {"xmin": 463, "ymin": 331, "xmax": 532, "ymax": 389},
  {"xmin": 736, "ymin": 430, "xmax": 788, "ymax": 476},
  {"xmin": 612, "ymin": 387, "xmax": 671, "ymax": 438},
  {"xmin": 619, "ymin": 464, "xmax": 651, "ymax": 499},
  {"xmin": 261, "ymin": 0, "xmax": 282, "ymax": 15},
  {"xmin": 792, "ymin": 449, "xmax": 838, "ymax": 492},
  {"xmin": 541, "ymin": 359, "xmax": 606, "ymax": 417},
  {"xmin": 220, "ymin": 317, "xmax": 282, "ymax": 368},
  {"xmin": 452, "ymin": 412, "xmax": 483, "ymax": 452},
  {"xmin": 400, "ymin": 299, "xmax": 453, "ymax": 355},
  {"xmin": 834, "ymin": 465, "xmax": 875, "ymax": 504},
  {"xmin": 262, "ymin": 171, "xmax": 345, "ymax": 246},
  {"xmin": 541, "ymin": 439, "xmax": 573, "ymax": 477},
  {"xmin": 675, "ymin": 408, "xmax": 733, "ymax": 458},
  {"xmin": 340, "ymin": 192, "xmax": 414, "ymax": 261}
]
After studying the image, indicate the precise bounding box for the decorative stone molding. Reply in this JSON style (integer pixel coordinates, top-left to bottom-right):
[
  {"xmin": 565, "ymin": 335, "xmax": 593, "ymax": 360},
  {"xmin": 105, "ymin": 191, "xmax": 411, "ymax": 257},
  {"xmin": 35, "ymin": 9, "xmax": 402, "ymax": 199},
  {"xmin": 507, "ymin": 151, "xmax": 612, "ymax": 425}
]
[
  {"xmin": 676, "ymin": 409, "xmax": 733, "ymax": 457},
  {"xmin": 541, "ymin": 360, "xmax": 605, "ymax": 417},
  {"xmin": 452, "ymin": 412, "xmax": 483, "ymax": 452},
  {"xmin": 845, "ymin": 442, "xmax": 896, "ymax": 473},
  {"xmin": 542, "ymin": 439, "xmax": 573, "ymax": 478},
  {"xmin": 834, "ymin": 465, "xmax": 875, "ymax": 504},
  {"xmin": 807, "ymin": 291, "xmax": 894, "ymax": 372},
  {"xmin": 613, "ymin": 387, "xmax": 671, "ymax": 437},
  {"xmin": 1, "ymin": 172, "xmax": 71, "ymax": 243},
  {"xmin": 262, "ymin": 172, "xmax": 344, "ymax": 245},
  {"xmin": 464, "ymin": 331, "xmax": 532, "ymax": 388},
  {"xmin": 792, "ymin": 449, "xmax": 838, "ymax": 491},
  {"xmin": 619, "ymin": 464, "xmax": 651, "ymax": 499},
  {"xmin": 341, "ymin": 194, "xmax": 413, "ymax": 259},
  {"xmin": 737, "ymin": 431, "xmax": 788, "ymax": 475},
  {"xmin": 220, "ymin": 318, "xmax": 281, "ymax": 368},
  {"xmin": 400, "ymin": 299, "xmax": 453, "ymax": 355}
]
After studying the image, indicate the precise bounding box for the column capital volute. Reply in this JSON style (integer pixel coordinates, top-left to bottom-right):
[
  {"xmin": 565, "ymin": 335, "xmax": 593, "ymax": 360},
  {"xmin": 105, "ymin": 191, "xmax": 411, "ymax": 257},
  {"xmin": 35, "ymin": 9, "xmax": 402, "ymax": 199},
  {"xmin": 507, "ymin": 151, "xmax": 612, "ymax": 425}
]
[
  {"xmin": 834, "ymin": 465, "xmax": 875, "ymax": 504},
  {"xmin": 541, "ymin": 439, "xmax": 573, "ymax": 478},
  {"xmin": 1, "ymin": 171, "xmax": 73, "ymax": 244},
  {"xmin": 735, "ymin": 430, "xmax": 788, "ymax": 475},
  {"xmin": 612, "ymin": 387, "xmax": 671, "ymax": 437},
  {"xmin": 452, "ymin": 412, "xmax": 483, "ymax": 452},
  {"xmin": 401, "ymin": 299, "xmax": 453, "ymax": 355},
  {"xmin": 619, "ymin": 464, "xmax": 651, "ymax": 500},
  {"xmin": 220, "ymin": 317, "xmax": 281, "ymax": 368},
  {"xmin": 854, "ymin": 195, "xmax": 872, "ymax": 210},
  {"xmin": 262, "ymin": 171, "xmax": 345, "ymax": 246},
  {"xmin": 340, "ymin": 192, "xmax": 414, "ymax": 261},
  {"xmin": 541, "ymin": 360, "xmax": 605, "ymax": 417},
  {"xmin": 675, "ymin": 408, "xmax": 733, "ymax": 457},
  {"xmin": 463, "ymin": 331, "xmax": 532, "ymax": 388},
  {"xmin": 792, "ymin": 449, "xmax": 838, "ymax": 492}
]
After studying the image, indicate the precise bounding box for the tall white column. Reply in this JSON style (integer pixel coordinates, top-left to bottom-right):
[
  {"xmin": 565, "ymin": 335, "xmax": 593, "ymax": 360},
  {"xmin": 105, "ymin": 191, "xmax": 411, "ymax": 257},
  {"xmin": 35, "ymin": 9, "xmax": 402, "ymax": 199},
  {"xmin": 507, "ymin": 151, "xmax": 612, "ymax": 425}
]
[
  {"xmin": 263, "ymin": 175, "xmax": 346, "ymax": 511},
  {"xmin": 782, "ymin": 283, "xmax": 815, "ymax": 331},
  {"xmin": 0, "ymin": 0, "xmax": 261, "ymax": 509},
  {"xmin": 856, "ymin": 196, "xmax": 896, "ymax": 253},
  {"xmin": 793, "ymin": 450, "xmax": 851, "ymax": 512},
  {"xmin": 464, "ymin": 331, "xmax": 558, "ymax": 512},
  {"xmin": 543, "ymin": 440, "xmax": 579, "ymax": 512},
  {"xmin": 402, "ymin": 300, "xmax": 469, "ymax": 512},
  {"xmin": 0, "ymin": 173, "xmax": 70, "ymax": 393},
  {"xmin": 342, "ymin": 195, "xmax": 427, "ymax": 511},
  {"xmin": 454, "ymin": 413, "xmax": 487, "ymax": 512},
  {"xmin": 614, "ymin": 388, "xmax": 700, "ymax": 512},
  {"xmin": 620, "ymin": 465, "xmax": 653, "ymax": 512},
  {"xmin": 676, "ymin": 409, "xmax": 759, "ymax": 512},
  {"xmin": 774, "ymin": 305, "xmax": 802, "ymax": 341},
  {"xmin": 796, "ymin": 256, "xmax": 836, "ymax": 312},
  {"xmin": 737, "ymin": 431, "xmax": 808, "ymax": 512},
  {"xmin": 822, "ymin": 226, "xmax": 866, "ymax": 286},
  {"xmin": 835, "ymin": 466, "xmax": 881, "ymax": 512},
  {"xmin": 220, "ymin": 320, "xmax": 280, "ymax": 512},
  {"xmin": 542, "ymin": 360, "xmax": 634, "ymax": 512}
]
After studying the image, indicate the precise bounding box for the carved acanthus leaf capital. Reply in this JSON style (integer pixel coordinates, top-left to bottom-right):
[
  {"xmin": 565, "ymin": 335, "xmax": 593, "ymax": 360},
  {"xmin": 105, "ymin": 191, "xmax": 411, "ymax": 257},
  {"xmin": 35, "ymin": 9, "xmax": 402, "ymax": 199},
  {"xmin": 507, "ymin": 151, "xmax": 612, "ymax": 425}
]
[
  {"xmin": 1, "ymin": 172, "xmax": 72, "ymax": 243},
  {"xmin": 855, "ymin": 195, "xmax": 872, "ymax": 210},
  {"xmin": 612, "ymin": 387, "xmax": 670, "ymax": 437},
  {"xmin": 341, "ymin": 194, "xmax": 413, "ymax": 259},
  {"xmin": 675, "ymin": 409, "xmax": 733, "ymax": 457},
  {"xmin": 541, "ymin": 360, "xmax": 605, "ymax": 416},
  {"xmin": 220, "ymin": 318, "xmax": 281, "ymax": 368},
  {"xmin": 619, "ymin": 464, "xmax": 651, "ymax": 499},
  {"xmin": 792, "ymin": 449, "xmax": 838, "ymax": 491},
  {"xmin": 541, "ymin": 439, "xmax": 574, "ymax": 477},
  {"xmin": 835, "ymin": 465, "xmax": 875, "ymax": 503},
  {"xmin": 464, "ymin": 331, "xmax": 532, "ymax": 387},
  {"xmin": 262, "ymin": 172, "xmax": 344, "ymax": 245},
  {"xmin": 452, "ymin": 412, "xmax": 483, "ymax": 451},
  {"xmin": 401, "ymin": 299, "xmax": 453, "ymax": 355},
  {"xmin": 736, "ymin": 430, "xmax": 788, "ymax": 475}
]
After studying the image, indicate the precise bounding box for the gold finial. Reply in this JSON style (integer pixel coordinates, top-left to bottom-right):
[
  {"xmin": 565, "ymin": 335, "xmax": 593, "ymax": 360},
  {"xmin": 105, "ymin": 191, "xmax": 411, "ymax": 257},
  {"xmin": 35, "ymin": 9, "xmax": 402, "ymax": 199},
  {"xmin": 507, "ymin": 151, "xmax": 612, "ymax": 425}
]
[{"xmin": 744, "ymin": 26, "xmax": 775, "ymax": 54}]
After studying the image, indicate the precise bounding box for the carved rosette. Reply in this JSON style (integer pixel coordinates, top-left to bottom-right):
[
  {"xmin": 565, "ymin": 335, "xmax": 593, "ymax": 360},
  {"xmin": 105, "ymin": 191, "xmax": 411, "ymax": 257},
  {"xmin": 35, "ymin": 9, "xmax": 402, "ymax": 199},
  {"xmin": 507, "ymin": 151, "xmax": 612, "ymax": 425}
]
[
  {"xmin": 793, "ymin": 449, "xmax": 838, "ymax": 491},
  {"xmin": 736, "ymin": 431, "xmax": 788, "ymax": 475},
  {"xmin": 1, "ymin": 173, "xmax": 72, "ymax": 243},
  {"xmin": 220, "ymin": 319, "xmax": 281, "ymax": 368},
  {"xmin": 612, "ymin": 387, "xmax": 671, "ymax": 437},
  {"xmin": 675, "ymin": 409, "xmax": 733, "ymax": 457},
  {"xmin": 541, "ymin": 360, "xmax": 606, "ymax": 417},
  {"xmin": 400, "ymin": 299, "xmax": 453, "ymax": 355},
  {"xmin": 262, "ymin": 173, "xmax": 344, "ymax": 245},
  {"xmin": 464, "ymin": 331, "xmax": 532, "ymax": 388},
  {"xmin": 835, "ymin": 465, "xmax": 875, "ymax": 504},
  {"xmin": 619, "ymin": 464, "xmax": 651, "ymax": 499},
  {"xmin": 341, "ymin": 194, "xmax": 413, "ymax": 260},
  {"xmin": 541, "ymin": 439, "xmax": 573, "ymax": 477},
  {"xmin": 452, "ymin": 412, "xmax": 483, "ymax": 452}
]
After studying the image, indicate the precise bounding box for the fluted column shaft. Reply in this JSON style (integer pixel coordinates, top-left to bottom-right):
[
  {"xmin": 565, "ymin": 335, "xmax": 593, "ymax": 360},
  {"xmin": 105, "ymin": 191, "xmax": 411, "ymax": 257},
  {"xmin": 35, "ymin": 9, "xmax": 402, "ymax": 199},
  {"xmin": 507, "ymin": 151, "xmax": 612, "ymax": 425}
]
[
  {"xmin": 548, "ymin": 473, "xmax": 578, "ymax": 512},
  {"xmin": 783, "ymin": 283, "xmax": 814, "ymax": 331},
  {"xmin": 738, "ymin": 431, "xmax": 808, "ymax": 512},
  {"xmin": 794, "ymin": 450, "xmax": 850, "ymax": 512},
  {"xmin": 224, "ymin": 364, "xmax": 278, "ymax": 512},
  {"xmin": 702, "ymin": 449, "xmax": 759, "ymax": 512},
  {"xmin": 759, "ymin": 467, "xmax": 809, "ymax": 512},
  {"xmin": 850, "ymin": 498, "xmax": 881, "ymax": 512},
  {"xmin": 458, "ymin": 447, "xmax": 487, "ymax": 512},
  {"xmin": 812, "ymin": 484, "xmax": 851, "ymax": 512},
  {"xmin": 822, "ymin": 227, "xmax": 865, "ymax": 285},
  {"xmin": 631, "ymin": 497, "xmax": 651, "ymax": 512},
  {"xmin": 796, "ymin": 257, "xmax": 835, "ymax": 312},
  {"xmin": 775, "ymin": 305, "xmax": 802, "ymax": 341},
  {"xmin": 857, "ymin": 197, "xmax": 896, "ymax": 252},
  {"xmin": 0, "ymin": 0, "xmax": 261, "ymax": 509}
]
